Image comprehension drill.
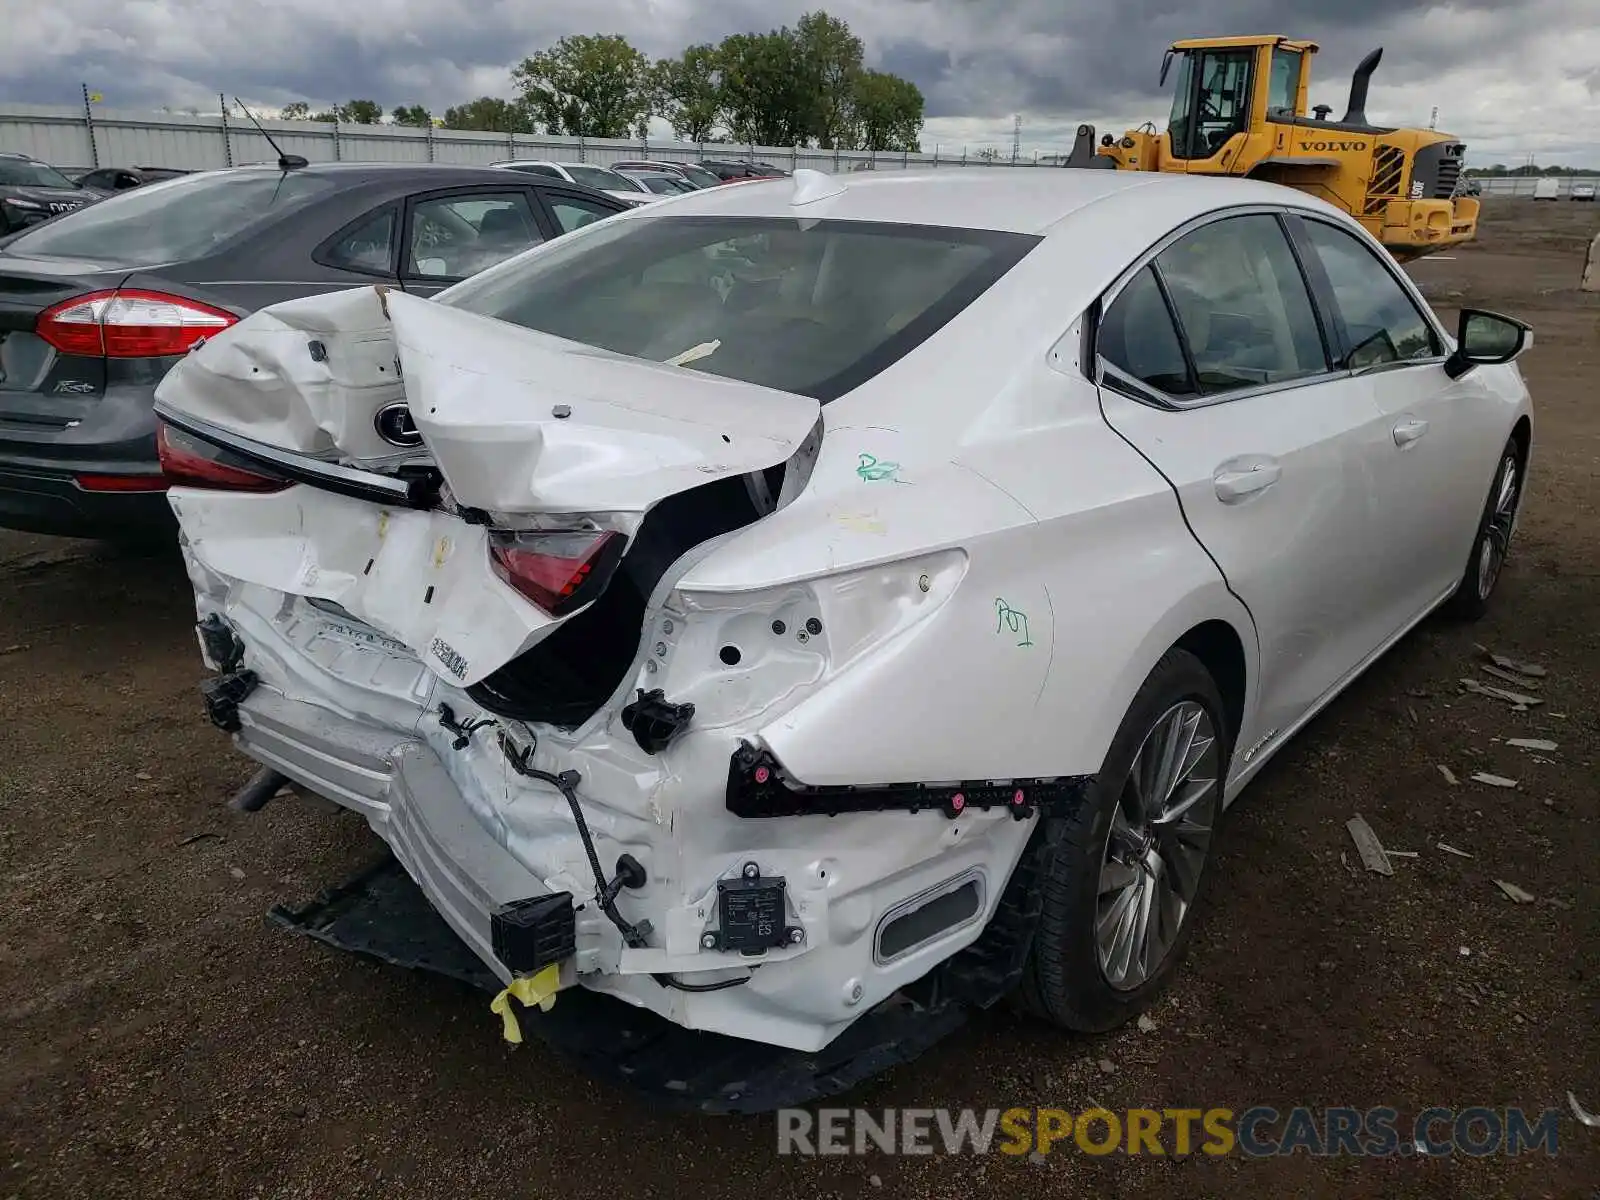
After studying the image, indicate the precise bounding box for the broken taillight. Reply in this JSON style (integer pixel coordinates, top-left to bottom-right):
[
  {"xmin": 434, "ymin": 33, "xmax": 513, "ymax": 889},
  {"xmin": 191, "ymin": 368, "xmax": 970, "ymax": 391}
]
[
  {"xmin": 36, "ymin": 289, "xmax": 238, "ymax": 358},
  {"xmin": 156, "ymin": 423, "xmax": 292, "ymax": 493},
  {"xmin": 488, "ymin": 529, "xmax": 627, "ymax": 617}
]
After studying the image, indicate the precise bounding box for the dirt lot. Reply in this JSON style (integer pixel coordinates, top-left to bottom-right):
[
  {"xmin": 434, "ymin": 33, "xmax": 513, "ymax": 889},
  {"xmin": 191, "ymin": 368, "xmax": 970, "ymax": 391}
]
[{"xmin": 1, "ymin": 201, "xmax": 1596, "ymax": 1200}]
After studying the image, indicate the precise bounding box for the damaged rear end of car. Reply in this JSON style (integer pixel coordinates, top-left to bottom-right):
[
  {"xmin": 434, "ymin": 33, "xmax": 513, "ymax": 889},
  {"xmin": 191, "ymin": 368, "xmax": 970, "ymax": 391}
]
[{"xmin": 154, "ymin": 203, "xmax": 1071, "ymax": 1092}]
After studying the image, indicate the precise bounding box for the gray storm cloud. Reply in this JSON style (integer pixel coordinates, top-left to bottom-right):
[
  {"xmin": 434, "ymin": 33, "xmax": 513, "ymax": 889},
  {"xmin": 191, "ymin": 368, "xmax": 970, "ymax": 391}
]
[{"xmin": 0, "ymin": 0, "xmax": 1593, "ymax": 161}]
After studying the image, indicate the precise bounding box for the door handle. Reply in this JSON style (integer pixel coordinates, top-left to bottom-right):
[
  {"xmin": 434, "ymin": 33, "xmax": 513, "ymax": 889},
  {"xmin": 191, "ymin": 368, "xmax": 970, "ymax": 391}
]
[
  {"xmin": 1213, "ymin": 460, "xmax": 1282, "ymax": 503},
  {"xmin": 1392, "ymin": 417, "xmax": 1430, "ymax": 447}
]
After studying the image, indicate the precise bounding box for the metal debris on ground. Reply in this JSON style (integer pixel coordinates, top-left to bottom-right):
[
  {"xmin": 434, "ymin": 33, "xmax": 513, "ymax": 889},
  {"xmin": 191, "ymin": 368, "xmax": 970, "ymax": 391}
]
[
  {"xmin": 1493, "ymin": 880, "xmax": 1536, "ymax": 904},
  {"xmin": 1137, "ymin": 1014, "xmax": 1158, "ymax": 1034},
  {"xmin": 178, "ymin": 831, "xmax": 221, "ymax": 847},
  {"xmin": 1437, "ymin": 765, "xmax": 1459, "ymax": 785},
  {"xmin": 1569, "ymin": 1092, "xmax": 1600, "ymax": 1128},
  {"xmin": 1436, "ymin": 842, "xmax": 1474, "ymax": 859},
  {"xmin": 1384, "ymin": 849, "xmax": 1419, "ymax": 859},
  {"xmin": 1506, "ymin": 738, "xmax": 1558, "ymax": 752},
  {"xmin": 1407, "ymin": 705, "xmax": 1419, "ymax": 725},
  {"xmin": 1470, "ymin": 772, "xmax": 1519, "ymax": 789},
  {"xmin": 1460, "ymin": 678, "xmax": 1544, "ymax": 708},
  {"xmin": 1480, "ymin": 663, "xmax": 1542, "ymax": 689},
  {"xmin": 1475, "ymin": 645, "xmax": 1549, "ymax": 679},
  {"xmin": 1346, "ymin": 815, "xmax": 1395, "ymax": 877},
  {"xmin": 1098, "ymin": 1058, "xmax": 1117, "ymax": 1075}
]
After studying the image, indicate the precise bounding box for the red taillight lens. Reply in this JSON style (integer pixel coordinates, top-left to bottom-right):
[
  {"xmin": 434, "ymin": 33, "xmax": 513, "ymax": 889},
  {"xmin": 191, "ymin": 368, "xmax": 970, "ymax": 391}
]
[
  {"xmin": 36, "ymin": 289, "xmax": 237, "ymax": 358},
  {"xmin": 489, "ymin": 529, "xmax": 627, "ymax": 616},
  {"xmin": 73, "ymin": 473, "xmax": 170, "ymax": 493},
  {"xmin": 156, "ymin": 423, "xmax": 291, "ymax": 493}
]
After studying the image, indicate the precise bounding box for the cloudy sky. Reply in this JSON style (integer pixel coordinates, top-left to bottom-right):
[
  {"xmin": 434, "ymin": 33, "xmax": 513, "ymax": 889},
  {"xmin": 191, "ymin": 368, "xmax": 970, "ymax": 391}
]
[{"xmin": 4, "ymin": 0, "xmax": 1598, "ymax": 165}]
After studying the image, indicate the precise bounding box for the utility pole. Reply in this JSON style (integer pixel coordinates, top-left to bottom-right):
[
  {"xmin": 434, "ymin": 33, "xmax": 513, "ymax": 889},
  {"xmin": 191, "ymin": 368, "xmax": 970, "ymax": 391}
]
[
  {"xmin": 1011, "ymin": 114, "xmax": 1022, "ymax": 164},
  {"xmin": 1428, "ymin": 106, "xmax": 1439, "ymax": 130}
]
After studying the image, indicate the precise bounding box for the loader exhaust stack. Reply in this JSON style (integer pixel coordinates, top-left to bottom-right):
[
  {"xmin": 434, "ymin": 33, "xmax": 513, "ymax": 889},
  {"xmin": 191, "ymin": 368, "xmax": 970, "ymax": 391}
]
[{"xmin": 1342, "ymin": 47, "xmax": 1382, "ymax": 125}]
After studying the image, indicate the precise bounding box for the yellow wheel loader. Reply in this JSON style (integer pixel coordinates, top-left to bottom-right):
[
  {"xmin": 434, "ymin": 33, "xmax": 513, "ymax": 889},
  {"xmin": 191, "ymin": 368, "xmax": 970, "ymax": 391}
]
[{"xmin": 1060, "ymin": 35, "xmax": 1479, "ymax": 261}]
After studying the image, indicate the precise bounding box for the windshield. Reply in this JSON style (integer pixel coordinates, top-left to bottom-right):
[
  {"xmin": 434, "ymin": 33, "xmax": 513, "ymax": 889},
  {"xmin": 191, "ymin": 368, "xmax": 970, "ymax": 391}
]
[
  {"xmin": 635, "ymin": 176, "xmax": 684, "ymax": 195},
  {"xmin": 563, "ymin": 165, "xmax": 639, "ymax": 192},
  {"xmin": 436, "ymin": 214, "xmax": 1039, "ymax": 402},
  {"xmin": 6, "ymin": 170, "xmax": 338, "ymax": 265},
  {"xmin": 679, "ymin": 165, "xmax": 721, "ymax": 188},
  {"xmin": 0, "ymin": 158, "xmax": 77, "ymax": 189}
]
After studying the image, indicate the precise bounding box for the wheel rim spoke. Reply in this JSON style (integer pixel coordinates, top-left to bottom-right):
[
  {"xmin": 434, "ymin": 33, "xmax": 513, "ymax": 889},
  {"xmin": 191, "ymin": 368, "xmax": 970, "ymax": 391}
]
[{"xmin": 1096, "ymin": 699, "xmax": 1220, "ymax": 992}]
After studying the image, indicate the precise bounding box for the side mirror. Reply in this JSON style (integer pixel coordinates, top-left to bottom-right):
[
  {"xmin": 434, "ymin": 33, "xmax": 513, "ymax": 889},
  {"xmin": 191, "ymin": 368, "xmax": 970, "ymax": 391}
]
[{"xmin": 1444, "ymin": 308, "xmax": 1533, "ymax": 379}]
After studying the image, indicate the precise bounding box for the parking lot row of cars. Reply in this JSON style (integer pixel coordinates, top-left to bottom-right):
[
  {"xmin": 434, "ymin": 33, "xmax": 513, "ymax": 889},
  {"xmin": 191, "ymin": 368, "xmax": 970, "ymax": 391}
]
[
  {"xmin": 0, "ymin": 149, "xmax": 789, "ymax": 235},
  {"xmin": 0, "ymin": 150, "xmax": 788, "ymax": 539}
]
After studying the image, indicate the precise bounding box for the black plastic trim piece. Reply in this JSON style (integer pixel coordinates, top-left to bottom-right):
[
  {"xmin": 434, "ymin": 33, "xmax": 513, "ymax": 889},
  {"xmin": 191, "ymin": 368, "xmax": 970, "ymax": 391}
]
[
  {"xmin": 620, "ymin": 688, "xmax": 695, "ymax": 754},
  {"xmin": 725, "ymin": 740, "xmax": 1091, "ymax": 820},
  {"xmin": 201, "ymin": 668, "xmax": 259, "ymax": 733},
  {"xmin": 197, "ymin": 613, "xmax": 245, "ymax": 672},
  {"xmin": 490, "ymin": 892, "xmax": 577, "ymax": 975}
]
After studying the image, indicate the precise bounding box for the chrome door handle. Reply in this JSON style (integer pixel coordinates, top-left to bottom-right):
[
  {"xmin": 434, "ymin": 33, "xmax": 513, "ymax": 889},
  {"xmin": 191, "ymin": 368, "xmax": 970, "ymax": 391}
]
[
  {"xmin": 1213, "ymin": 460, "xmax": 1282, "ymax": 502},
  {"xmin": 1392, "ymin": 417, "xmax": 1429, "ymax": 447}
]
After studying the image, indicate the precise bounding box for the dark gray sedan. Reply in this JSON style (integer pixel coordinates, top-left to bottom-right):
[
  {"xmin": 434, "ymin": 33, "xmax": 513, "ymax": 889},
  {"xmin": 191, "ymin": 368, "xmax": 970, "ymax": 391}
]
[{"xmin": 0, "ymin": 161, "xmax": 629, "ymax": 540}]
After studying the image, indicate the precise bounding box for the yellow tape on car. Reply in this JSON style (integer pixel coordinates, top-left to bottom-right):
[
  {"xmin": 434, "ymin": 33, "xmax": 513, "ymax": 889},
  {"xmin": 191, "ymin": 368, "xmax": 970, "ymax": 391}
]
[{"xmin": 489, "ymin": 962, "xmax": 561, "ymax": 1044}]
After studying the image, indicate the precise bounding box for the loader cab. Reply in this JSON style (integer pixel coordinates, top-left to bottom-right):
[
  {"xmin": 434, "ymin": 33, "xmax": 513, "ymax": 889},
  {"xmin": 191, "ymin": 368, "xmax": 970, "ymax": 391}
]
[{"xmin": 1159, "ymin": 36, "xmax": 1315, "ymax": 167}]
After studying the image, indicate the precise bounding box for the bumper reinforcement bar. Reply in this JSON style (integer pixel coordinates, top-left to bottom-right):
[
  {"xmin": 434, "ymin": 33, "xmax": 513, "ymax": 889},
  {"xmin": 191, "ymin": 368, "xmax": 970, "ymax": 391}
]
[{"xmin": 726, "ymin": 740, "xmax": 1092, "ymax": 820}]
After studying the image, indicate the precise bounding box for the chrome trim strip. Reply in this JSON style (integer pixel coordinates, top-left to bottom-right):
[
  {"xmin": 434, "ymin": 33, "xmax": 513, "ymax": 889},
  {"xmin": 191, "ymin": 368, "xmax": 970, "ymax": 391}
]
[{"xmin": 155, "ymin": 402, "xmax": 432, "ymax": 507}]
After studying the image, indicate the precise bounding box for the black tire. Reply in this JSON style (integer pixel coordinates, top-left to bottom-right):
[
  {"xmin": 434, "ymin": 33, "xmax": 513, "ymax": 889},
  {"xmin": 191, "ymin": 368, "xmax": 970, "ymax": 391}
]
[
  {"xmin": 1020, "ymin": 648, "xmax": 1230, "ymax": 1032},
  {"xmin": 1442, "ymin": 437, "xmax": 1524, "ymax": 622}
]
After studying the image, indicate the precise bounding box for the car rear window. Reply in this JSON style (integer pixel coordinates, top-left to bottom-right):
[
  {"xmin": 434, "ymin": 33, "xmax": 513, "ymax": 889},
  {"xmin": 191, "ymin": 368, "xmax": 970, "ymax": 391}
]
[
  {"xmin": 0, "ymin": 158, "xmax": 77, "ymax": 188},
  {"xmin": 436, "ymin": 215, "xmax": 1039, "ymax": 401},
  {"xmin": 562, "ymin": 165, "xmax": 635, "ymax": 192},
  {"xmin": 6, "ymin": 170, "xmax": 338, "ymax": 265}
]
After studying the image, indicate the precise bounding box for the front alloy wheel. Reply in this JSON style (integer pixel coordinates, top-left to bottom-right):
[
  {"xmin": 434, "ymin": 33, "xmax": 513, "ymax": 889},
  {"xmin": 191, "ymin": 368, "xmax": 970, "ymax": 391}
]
[{"xmin": 1445, "ymin": 437, "xmax": 1524, "ymax": 621}]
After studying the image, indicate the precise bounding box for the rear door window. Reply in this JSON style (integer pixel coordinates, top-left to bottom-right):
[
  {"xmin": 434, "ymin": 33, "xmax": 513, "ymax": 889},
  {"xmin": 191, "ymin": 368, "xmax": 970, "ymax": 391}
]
[
  {"xmin": 1098, "ymin": 266, "xmax": 1198, "ymax": 397},
  {"xmin": 435, "ymin": 214, "xmax": 1039, "ymax": 401},
  {"xmin": 405, "ymin": 192, "xmax": 544, "ymax": 281},
  {"xmin": 319, "ymin": 206, "xmax": 398, "ymax": 275},
  {"xmin": 543, "ymin": 193, "xmax": 624, "ymax": 234},
  {"xmin": 1153, "ymin": 213, "xmax": 1330, "ymax": 394},
  {"xmin": 4, "ymin": 170, "xmax": 337, "ymax": 264}
]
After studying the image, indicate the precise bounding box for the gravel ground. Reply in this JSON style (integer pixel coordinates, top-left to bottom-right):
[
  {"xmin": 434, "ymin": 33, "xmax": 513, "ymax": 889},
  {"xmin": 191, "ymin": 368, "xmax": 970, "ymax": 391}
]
[{"xmin": 0, "ymin": 200, "xmax": 1595, "ymax": 1199}]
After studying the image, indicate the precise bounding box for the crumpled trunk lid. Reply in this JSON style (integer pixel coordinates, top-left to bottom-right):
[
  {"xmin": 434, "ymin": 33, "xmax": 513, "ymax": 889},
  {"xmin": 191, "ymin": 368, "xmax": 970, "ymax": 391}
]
[{"xmin": 155, "ymin": 284, "xmax": 820, "ymax": 689}]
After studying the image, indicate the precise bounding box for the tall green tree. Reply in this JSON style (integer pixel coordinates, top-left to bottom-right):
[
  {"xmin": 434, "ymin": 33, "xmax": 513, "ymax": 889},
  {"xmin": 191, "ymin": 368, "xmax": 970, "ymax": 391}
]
[
  {"xmin": 717, "ymin": 29, "xmax": 812, "ymax": 147},
  {"xmin": 440, "ymin": 96, "xmax": 535, "ymax": 133},
  {"xmin": 512, "ymin": 34, "xmax": 651, "ymax": 138},
  {"xmin": 852, "ymin": 70, "xmax": 924, "ymax": 152},
  {"xmin": 653, "ymin": 44, "xmax": 723, "ymax": 143},
  {"xmin": 795, "ymin": 10, "xmax": 864, "ymax": 149},
  {"xmin": 310, "ymin": 99, "xmax": 384, "ymax": 124},
  {"xmin": 391, "ymin": 104, "xmax": 432, "ymax": 128},
  {"xmin": 279, "ymin": 101, "xmax": 311, "ymax": 120}
]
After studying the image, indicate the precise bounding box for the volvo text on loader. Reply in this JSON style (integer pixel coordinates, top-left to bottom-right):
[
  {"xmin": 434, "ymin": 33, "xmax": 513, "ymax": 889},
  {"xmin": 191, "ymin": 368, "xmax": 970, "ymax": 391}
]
[{"xmin": 1060, "ymin": 35, "xmax": 1479, "ymax": 261}]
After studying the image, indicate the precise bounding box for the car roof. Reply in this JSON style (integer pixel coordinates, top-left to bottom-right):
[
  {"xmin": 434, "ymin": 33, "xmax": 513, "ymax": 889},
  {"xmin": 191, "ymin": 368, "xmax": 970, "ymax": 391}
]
[{"xmin": 616, "ymin": 167, "xmax": 1348, "ymax": 235}]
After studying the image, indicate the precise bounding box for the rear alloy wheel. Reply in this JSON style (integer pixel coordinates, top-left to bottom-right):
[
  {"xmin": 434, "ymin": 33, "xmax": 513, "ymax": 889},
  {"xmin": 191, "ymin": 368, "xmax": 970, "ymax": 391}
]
[
  {"xmin": 1444, "ymin": 438, "xmax": 1523, "ymax": 621},
  {"xmin": 1020, "ymin": 649, "xmax": 1229, "ymax": 1032}
]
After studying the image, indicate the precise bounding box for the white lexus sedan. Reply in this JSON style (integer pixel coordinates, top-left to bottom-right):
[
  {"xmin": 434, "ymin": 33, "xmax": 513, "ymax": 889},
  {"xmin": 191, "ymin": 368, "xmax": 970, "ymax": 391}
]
[{"xmin": 151, "ymin": 167, "xmax": 1532, "ymax": 1103}]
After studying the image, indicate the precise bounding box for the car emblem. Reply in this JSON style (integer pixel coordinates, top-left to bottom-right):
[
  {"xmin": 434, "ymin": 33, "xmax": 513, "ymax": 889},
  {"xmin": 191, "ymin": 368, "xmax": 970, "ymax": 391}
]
[
  {"xmin": 47, "ymin": 201, "xmax": 81, "ymax": 214},
  {"xmin": 374, "ymin": 402, "xmax": 422, "ymax": 447},
  {"xmin": 54, "ymin": 380, "xmax": 96, "ymax": 394}
]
